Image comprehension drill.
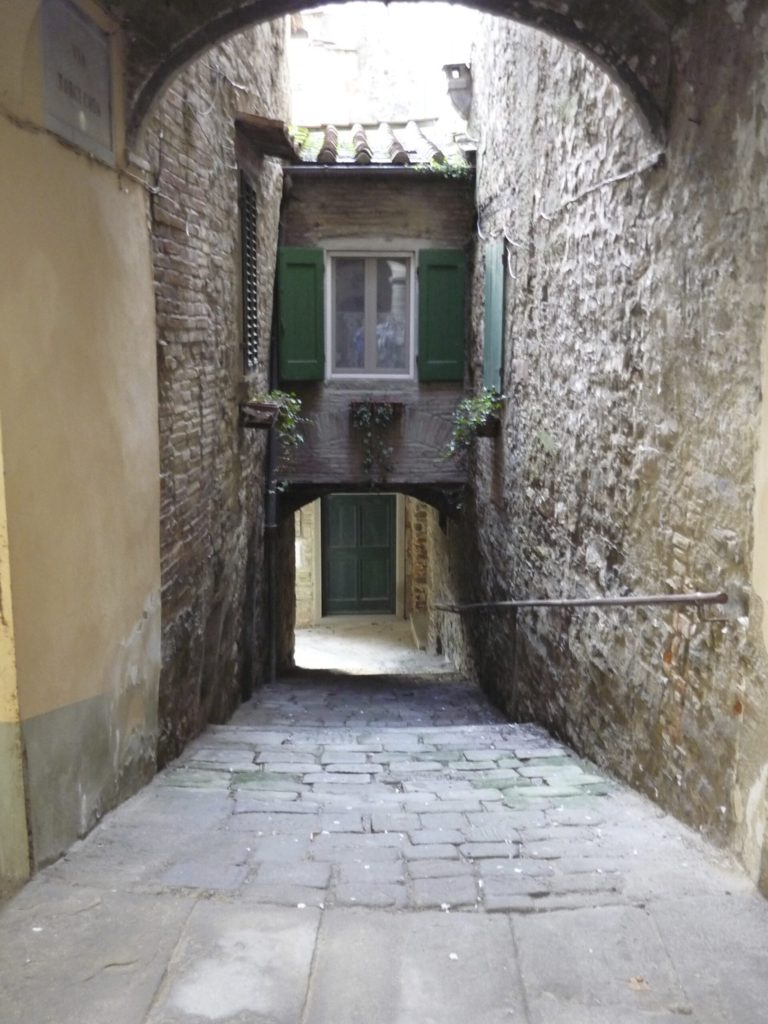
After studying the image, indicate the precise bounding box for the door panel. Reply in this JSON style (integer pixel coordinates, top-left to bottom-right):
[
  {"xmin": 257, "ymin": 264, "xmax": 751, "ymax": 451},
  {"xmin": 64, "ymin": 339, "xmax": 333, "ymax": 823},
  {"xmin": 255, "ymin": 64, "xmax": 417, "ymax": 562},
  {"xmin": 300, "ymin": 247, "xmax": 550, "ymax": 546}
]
[
  {"xmin": 359, "ymin": 499, "xmax": 392, "ymax": 546},
  {"xmin": 327, "ymin": 553, "xmax": 358, "ymax": 606},
  {"xmin": 322, "ymin": 494, "xmax": 396, "ymax": 615},
  {"xmin": 358, "ymin": 553, "xmax": 391, "ymax": 605},
  {"xmin": 327, "ymin": 499, "xmax": 358, "ymax": 546}
]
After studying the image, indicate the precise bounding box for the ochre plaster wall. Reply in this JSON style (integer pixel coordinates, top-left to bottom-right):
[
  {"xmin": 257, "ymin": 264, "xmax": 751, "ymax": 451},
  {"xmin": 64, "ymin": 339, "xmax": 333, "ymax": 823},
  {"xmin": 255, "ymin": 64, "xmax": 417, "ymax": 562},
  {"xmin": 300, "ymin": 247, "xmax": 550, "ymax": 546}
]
[
  {"xmin": 0, "ymin": 412, "xmax": 30, "ymax": 889},
  {"xmin": 0, "ymin": 1, "xmax": 161, "ymax": 871}
]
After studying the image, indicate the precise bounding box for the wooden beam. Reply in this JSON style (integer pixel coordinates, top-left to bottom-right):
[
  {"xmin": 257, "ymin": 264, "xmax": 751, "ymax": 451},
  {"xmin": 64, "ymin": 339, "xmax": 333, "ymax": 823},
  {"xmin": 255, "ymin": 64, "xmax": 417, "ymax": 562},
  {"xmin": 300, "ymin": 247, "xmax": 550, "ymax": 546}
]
[{"xmin": 235, "ymin": 112, "xmax": 300, "ymax": 162}]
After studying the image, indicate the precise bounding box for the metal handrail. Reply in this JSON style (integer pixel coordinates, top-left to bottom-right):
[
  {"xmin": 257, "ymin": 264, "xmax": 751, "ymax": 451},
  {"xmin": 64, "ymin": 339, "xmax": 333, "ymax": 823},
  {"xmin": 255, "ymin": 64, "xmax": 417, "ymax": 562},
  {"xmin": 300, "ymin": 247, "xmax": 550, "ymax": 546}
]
[
  {"xmin": 433, "ymin": 590, "xmax": 728, "ymax": 694},
  {"xmin": 434, "ymin": 590, "xmax": 728, "ymax": 614}
]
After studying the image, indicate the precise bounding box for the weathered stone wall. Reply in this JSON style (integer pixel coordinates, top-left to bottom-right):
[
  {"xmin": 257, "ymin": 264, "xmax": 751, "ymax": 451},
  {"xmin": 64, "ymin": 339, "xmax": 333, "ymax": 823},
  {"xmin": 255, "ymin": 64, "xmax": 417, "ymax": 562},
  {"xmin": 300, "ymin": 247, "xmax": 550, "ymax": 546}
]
[
  {"xmin": 404, "ymin": 499, "xmax": 429, "ymax": 617},
  {"xmin": 275, "ymin": 514, "xmax": 297, "ymax": 672},
  {"xmin": 467, "ymin": 4, "xmax": 768, "ymax": 891},
  {"xmin": 426, "ymin": 508, "xmax": 474, "ymax": 673},
  {"xmin": 295, "ymin": 503, "xmax": 318, "ymax": 627},
  {"xmin": 145, "ymin": 24, "xmax": 288, "ymax": 762}
]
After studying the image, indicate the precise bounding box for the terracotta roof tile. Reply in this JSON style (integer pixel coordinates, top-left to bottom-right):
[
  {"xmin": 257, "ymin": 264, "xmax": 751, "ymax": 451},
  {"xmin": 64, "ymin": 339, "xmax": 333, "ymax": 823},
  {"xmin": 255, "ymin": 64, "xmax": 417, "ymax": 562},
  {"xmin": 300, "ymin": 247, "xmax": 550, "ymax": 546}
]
[
  {"xmin": 316, "ymin": 124, "xmax": 339, "ymax": 164},
  {"xmin": 293, "ymin": 121, "xmax": 468, "ymax": 169},
  {"xmin": 351, "ymin": 123, "xmax": 373, "ymax": 164}
]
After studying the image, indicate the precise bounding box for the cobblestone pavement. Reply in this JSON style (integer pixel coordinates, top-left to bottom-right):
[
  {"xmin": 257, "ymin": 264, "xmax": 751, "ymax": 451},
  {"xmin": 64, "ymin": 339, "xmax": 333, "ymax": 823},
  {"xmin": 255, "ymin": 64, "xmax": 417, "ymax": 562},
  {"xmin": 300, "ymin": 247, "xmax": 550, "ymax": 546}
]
[{"xmin": 2, "ymin": 673, "xmax": 768, "ymax": 1023}]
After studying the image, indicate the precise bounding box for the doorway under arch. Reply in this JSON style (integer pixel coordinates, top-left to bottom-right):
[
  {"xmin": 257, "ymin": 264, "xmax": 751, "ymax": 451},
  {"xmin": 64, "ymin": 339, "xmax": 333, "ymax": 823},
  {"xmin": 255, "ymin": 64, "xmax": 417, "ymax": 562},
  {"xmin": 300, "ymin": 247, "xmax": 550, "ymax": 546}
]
[{"xmin": 276, "ymin": 489, "xmax": 466, "ymax": 677}]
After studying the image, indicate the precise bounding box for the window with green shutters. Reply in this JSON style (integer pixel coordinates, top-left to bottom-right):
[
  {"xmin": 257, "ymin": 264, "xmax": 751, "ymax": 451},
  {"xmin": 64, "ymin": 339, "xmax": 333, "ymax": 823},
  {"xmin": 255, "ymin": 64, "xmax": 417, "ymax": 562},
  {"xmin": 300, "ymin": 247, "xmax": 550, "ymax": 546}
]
[
  {"xmin": 277, "ymin": 246, "xmax": 466, "ymax": 383},
  {"xmin": 483, "ymin": 238, "xmax": 505, "ymax": 392},
  {"xmin": 277, "ymin": 247, "xmax": 325, "ymax": 381},
  {"xmin": 417, "ymin": 249, "xmax": 466, "ymax": 382}
]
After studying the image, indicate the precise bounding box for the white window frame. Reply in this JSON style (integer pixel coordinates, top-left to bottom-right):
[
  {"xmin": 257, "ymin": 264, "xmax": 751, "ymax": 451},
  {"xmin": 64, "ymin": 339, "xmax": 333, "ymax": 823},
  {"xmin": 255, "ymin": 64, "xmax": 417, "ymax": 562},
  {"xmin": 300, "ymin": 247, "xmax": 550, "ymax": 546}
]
[{"xmin": 324, "ymin": 247, "xmax": 417, "ymax": 381}]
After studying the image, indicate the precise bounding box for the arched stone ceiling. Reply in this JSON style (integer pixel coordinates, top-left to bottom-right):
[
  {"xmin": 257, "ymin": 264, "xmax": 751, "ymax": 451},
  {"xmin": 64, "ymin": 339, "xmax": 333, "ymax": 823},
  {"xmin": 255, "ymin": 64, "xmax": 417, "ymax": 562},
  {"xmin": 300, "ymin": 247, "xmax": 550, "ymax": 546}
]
[{"xmin": 109, "ymin": 0, "xmax": 696, "ymax": 147}]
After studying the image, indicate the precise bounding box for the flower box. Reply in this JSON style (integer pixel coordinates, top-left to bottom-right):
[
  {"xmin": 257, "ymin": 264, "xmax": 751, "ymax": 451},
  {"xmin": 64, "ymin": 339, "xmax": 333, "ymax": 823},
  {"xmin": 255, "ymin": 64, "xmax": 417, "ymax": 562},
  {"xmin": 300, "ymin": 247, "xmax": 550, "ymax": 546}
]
[
  {"xmin": 475, "ymin": 413, "xmax": 501, "ymax": 438},
  {"xmin": 240, "ymin": 400, "xmax": 280, "ymax": 428}
]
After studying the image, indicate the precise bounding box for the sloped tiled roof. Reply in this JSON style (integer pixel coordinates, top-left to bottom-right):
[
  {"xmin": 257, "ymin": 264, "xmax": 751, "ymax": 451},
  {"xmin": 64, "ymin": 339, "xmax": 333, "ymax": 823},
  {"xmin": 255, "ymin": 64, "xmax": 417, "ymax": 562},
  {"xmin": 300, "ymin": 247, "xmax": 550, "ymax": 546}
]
[{"xmin": 293, "ymin": 121, "xmax": 469, "ymax": 168}]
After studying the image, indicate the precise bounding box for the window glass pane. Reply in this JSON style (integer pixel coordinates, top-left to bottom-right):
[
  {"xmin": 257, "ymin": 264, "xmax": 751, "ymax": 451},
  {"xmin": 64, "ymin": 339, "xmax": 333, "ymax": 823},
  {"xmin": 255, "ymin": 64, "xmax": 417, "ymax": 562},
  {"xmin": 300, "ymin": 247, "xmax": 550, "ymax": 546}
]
[
  {"xmin": 375, "ymin": 258, "xmax": 408, "ymax": 370},
  {"xmin": 334, "ymin": 258, "xmax": 365, "ymax": 370}
]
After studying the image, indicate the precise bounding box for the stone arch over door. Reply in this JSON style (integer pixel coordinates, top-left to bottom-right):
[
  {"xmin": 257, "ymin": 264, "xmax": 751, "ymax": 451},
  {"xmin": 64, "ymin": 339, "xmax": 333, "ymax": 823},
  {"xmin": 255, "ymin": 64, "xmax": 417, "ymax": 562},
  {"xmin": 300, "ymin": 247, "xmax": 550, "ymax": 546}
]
[{"xmin": 117, "ymin": 0, "xmax": 691, "ymax": 147}]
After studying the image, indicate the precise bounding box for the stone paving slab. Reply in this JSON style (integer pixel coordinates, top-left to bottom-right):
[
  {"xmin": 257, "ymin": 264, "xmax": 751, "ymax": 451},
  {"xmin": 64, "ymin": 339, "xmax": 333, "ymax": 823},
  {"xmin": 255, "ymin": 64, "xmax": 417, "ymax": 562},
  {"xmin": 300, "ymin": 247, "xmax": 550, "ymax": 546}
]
[
  {"xmin": 515, "ymin": 905, "xmax": 692, "ymax": 1023},
  {"xmin": 145, "ymin": 904, "xmax": 320, "ymax": 1024},
  {"xmin": 0, "ymin": 881, "xmax": 195, "ymax": 1024},
  {"xmin": 44, "ymin": 822, "xmax": 196, "ymax": 891},
  {"xmin": 98, "ymin": 787, "xmax": 234, "ymax": 832},
  {"xmin": 302, "ymin": 909, "xmax": 522, "ymax": 1024},
  {"xmin": 1, "ymin": 673, "xmax": 768, "ymax": 1023},
  {"xmin": 158, "ymin": 832, "xmax": 254, "ymax": 891},
  {"xmin": 648, "ymin": 894, "xmax": 768, "ymax": 1022}
]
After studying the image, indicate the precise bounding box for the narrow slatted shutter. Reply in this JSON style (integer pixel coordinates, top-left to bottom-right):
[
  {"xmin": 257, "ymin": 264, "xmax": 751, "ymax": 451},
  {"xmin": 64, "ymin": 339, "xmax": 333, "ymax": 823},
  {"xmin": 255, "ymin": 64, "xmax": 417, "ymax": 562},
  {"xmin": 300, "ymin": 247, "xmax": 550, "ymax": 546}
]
[
  {"xmin": 483, "ymin": 238, "xmax": 505, "ymax": 391},
  {"xmin": 417, "ymin": 249, "xmax": 466, "ymax": 382},
  {"xmin": 278, "ymin": 247, "xmax": 324, "ymax": 381},
  {"xmin": 240, "ymin": 174, "xmax": 260, "ymax": 373}
]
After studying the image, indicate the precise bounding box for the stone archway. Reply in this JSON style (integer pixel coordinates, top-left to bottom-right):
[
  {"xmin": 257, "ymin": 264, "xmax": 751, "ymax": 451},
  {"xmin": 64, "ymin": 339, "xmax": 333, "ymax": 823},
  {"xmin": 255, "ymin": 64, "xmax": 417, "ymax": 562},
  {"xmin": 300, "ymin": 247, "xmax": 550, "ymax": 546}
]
[
  {"xmin": 116, "ymin": 0, "xmax": 691, "ymax": 146},
  {"xmin": 272, "ymin": 488, "xmax": 465, "ymax": 672}
]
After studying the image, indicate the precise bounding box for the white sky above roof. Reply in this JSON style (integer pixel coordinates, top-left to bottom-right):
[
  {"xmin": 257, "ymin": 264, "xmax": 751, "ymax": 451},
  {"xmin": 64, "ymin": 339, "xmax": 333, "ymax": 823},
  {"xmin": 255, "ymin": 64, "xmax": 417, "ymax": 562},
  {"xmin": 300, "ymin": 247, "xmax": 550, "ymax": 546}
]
[{"xmin": 288, "ymin": 2, "xmax": 480, "ymax": 126}]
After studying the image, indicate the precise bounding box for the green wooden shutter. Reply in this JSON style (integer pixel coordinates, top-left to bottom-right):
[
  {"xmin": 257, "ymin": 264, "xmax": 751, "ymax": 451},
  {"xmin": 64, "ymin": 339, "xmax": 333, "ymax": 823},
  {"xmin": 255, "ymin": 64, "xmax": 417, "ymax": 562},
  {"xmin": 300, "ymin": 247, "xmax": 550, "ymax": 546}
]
[
  {"xmin": 418, "ymin": 249, "xmax": 466, "ymax": 382},
  {"xmin": 483, "ymin": 238, "xmax": 505, "ymax": 391},
  {"xmin": 278, "ymin": 247, "xmax": 324, "ymax": 381}
]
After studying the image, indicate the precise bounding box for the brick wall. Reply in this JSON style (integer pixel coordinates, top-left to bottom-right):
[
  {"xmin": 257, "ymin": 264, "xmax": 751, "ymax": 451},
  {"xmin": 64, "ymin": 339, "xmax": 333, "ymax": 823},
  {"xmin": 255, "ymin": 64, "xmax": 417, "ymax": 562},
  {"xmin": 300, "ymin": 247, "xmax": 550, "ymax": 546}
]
[
  {"xmin": 280, "ymin": 173, "xmax": 475, "ymax": 249},
  {"xmin": 145, "ymin": 23, "xmax": 288, "ymax": 762},
  {"xmin": 278, "ymin": 172, "xmax": 474, "ymax": 493},
  {"xmin": 464, "ymin": 6, "xmax": 768, "ymax": 891}
]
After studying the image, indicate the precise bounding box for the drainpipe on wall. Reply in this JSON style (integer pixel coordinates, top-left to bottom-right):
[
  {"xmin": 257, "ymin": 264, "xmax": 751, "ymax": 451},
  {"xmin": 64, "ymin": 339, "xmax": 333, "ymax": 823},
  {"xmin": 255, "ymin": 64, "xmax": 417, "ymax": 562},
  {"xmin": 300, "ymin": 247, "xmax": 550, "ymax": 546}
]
[
  {"xmin": 265, "ymin": 280, "xmax": 281, "ymax": 686},
  {"xmin": 265, "ymin": 424, "xmax": 278, "ymax": 686}
]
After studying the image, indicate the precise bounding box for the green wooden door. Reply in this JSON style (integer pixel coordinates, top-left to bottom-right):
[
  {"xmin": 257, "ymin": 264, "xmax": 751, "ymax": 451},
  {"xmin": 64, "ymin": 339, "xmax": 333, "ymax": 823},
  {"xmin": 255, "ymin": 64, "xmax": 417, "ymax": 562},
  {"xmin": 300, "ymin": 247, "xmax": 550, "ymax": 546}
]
[{"xmin": 322, "ymin": 494, "xmax": 396, "ymax": 615}]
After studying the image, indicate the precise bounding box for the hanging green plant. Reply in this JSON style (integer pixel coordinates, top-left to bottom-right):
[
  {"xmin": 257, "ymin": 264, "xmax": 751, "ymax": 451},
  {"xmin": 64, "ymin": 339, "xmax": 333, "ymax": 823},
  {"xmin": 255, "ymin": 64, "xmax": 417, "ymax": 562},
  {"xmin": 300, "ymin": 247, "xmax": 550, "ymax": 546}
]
[
  {"xmin": 242, "ymin": 389, "xmax": 306, "ymax": 490},
  {"xmin": 443, "ymin": 387, "xmax": 505, "ymax": 458},
  {"xmin": 268, "ymin": 389, "xmax": 305, "ymax": 454},
  {"xmin": 242, "ymin": 389, "xmax": 304, "ymax": 446},
  {"xmin": 350, "ymin": 400, "xmax": 397, "ymax": 480}
]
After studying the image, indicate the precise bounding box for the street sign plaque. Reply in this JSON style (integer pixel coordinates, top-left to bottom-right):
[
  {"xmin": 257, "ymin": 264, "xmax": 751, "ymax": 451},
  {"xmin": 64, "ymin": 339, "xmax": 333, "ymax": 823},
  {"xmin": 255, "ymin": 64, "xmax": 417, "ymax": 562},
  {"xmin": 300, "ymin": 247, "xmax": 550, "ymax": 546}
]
[{"xmin": 41, "ymin": 0, "xmax": 113, "ymax": 164}]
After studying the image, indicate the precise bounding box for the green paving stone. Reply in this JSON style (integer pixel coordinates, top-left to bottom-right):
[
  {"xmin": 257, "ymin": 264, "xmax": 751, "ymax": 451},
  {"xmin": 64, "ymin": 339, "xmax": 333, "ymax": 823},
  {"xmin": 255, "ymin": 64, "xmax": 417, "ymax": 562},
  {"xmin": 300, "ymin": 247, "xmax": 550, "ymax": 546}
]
[
  {"xmin": 157, "ymin": 769, "xmax": 232, "ymax": 789},
  {"xmin": 255, "ymin": 750, "xmax": 318, "ymax": 764},
  {"xmin": 234, "ymin": 770, "xmax": 305, "ymax": 787},
  {"xmin": 319, "ymin": 751, "xmax": 368, "ymax": 764}
]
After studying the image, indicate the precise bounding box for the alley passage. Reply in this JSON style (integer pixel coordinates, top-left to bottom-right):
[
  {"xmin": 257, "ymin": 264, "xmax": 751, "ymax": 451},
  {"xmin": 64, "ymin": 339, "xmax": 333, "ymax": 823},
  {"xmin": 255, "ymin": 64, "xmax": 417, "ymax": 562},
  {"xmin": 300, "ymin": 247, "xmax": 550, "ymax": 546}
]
[{"xmin": 2, "ymin": 672, "xmax": 768, "ymax": 1023}]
